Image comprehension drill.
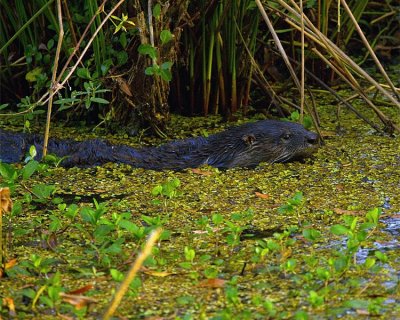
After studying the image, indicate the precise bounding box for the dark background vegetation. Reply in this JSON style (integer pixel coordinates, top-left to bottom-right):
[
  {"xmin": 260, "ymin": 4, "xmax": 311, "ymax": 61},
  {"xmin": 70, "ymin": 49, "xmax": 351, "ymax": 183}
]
[{"xmin": 0, "ymin": 0, "xmax": 399, "ymax": 135}]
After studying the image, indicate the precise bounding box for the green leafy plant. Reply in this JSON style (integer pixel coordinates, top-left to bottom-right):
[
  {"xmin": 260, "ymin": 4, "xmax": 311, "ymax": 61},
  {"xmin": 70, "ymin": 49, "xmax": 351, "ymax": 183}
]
[
  {"xmin": 287, "ymin": 111, "xmax": 313, "ymax": 129},
  {"xmin": 136, "ymin": 4, "xmax": 174, "ymax": 83},
  {"xmin": 76, "ymin": 199, "xmax": 127, "ymax": 266},
  {"xmin": 179, "ymin": 246, "xmax": 196, "ymax": 270},
  {"xmin": 151, "ymin": 177, "xmax": 181, "ymax": 215},
  {"xmin": 151, "ymin": 177, "xmax": 181, "ymax": 200},
  {"xmin": 330, "ymin": 208, "xmax": 381, "ymax": 272},
  {"xmin": 138, "ymin": 43, "xmax": 173, "ymax": 82},
  {"xmin": 20, "ymin": 254, "xmax": 58, "ymax": 276},
  {"xmin": 224, "ymin": 210, "xmax": 254, "ymax": 247},
  {"xmin": 278, "ymin": 191, "xmax": 307, "ymax": 223}
]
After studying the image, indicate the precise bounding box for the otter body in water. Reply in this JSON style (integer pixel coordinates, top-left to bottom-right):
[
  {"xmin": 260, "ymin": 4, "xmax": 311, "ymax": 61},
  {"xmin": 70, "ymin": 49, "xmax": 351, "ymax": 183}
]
[{"xmin": 0, "ymin": 120, "xmax": 318, "ymax": 170}]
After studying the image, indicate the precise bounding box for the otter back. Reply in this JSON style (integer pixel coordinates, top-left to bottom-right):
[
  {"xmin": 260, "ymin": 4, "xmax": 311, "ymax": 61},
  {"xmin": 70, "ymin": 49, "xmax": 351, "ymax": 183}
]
[{"xmin": 0, "ymin": 120, "xmax": 319, "ymax": 170}]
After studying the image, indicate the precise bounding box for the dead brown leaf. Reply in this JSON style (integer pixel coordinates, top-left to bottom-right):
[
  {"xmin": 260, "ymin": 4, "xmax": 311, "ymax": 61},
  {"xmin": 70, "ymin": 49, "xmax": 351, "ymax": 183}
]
[
  {"xmin": 334, "ymin": 208, "xmax": 363, "ymax": 216},
  {"xmin": 255, "ymin": 192, "xmax": 269, "ymax": 199},
  {"xmin": 191, "ymin": 168, "xmax": 213, "ymax": 176},
  {"xmin": 3, "ymin": 297, "xmax": 16, "ymax": 316},
  {"xmin": 115, "ymin": 77, "xmax": 133, "ymax": 96},
  {"xmin": 67, "ymin": 284, "xmax": 94, "ymax": 295},
  {"xmin": 5, "ymin": 259, "xmax": 18, "ymax": 270},
  {"xmin": 60, "ymin": 293, "xmax": 97, "ymax": 309},
  {"xmin": 335, "ymin": 184, "xmax": 345, "ymax": 191},
  {"xmin": 198, "ymin": 278, "xmax": 226, "ymax": 288}
]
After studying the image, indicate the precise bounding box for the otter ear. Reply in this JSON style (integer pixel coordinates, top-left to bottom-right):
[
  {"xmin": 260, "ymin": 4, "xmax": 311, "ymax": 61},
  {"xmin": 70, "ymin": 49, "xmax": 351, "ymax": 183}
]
[{"xmin": 242, "ymin": 134, "xmax": 256, "ymax": 145}]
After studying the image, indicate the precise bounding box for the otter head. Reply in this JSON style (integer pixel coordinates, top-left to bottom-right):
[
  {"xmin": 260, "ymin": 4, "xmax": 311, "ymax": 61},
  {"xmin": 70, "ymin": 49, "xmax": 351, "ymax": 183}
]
[{"xmin": 227, "ymin": 120, "xmax": 319, "ymax": 167}]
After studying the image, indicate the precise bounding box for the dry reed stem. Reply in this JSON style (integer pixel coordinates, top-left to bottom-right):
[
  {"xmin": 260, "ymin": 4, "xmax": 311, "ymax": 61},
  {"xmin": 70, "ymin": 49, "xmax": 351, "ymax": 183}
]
[
  {"xmin": 43, "ymin": 0, "xmax": 64, "ymax": 158},
  {"xmin": 103, "ymin": 228, "xmax": 162, "ymax": 320}
]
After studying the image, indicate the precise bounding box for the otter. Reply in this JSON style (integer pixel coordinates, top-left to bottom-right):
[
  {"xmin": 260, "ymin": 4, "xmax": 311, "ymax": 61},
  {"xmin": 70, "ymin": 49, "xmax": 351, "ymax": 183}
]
[{"xmin": 0, "ymin": 120, "xmax": 319, "ymax": 170}]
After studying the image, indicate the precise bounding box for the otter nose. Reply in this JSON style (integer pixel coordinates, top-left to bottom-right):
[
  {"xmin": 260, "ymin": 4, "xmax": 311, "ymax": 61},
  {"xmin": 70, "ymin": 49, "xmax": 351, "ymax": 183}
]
[{"xmin": 306, "ymin": 133, "xmax": 319, "ymax": 145}]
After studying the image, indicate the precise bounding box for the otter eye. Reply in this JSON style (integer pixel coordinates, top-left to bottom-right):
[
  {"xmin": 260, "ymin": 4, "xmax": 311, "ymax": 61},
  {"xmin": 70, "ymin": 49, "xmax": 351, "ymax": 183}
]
[{"xmin": 282, "ymin": 133, "xmax": 291, "ymax": 140}]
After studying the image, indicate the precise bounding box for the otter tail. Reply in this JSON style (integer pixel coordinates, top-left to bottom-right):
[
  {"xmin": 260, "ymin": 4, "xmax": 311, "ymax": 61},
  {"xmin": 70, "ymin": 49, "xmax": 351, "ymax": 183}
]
[{"xmin": 0, "ymin": 129, "xmax": 144, "ymax": 167}]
